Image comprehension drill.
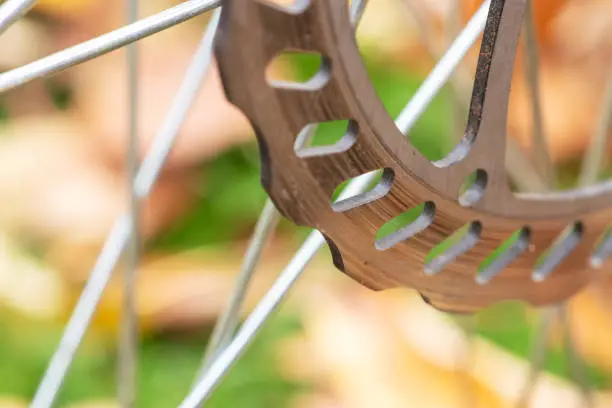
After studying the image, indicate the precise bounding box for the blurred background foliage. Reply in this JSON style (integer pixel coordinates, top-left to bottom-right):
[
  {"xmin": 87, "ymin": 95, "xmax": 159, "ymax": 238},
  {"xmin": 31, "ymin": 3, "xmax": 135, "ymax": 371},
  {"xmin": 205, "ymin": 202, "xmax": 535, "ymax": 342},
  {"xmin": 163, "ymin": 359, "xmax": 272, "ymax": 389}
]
[{"xmin": 1, "ymin": 0, "xmax": 612, "ymax": 407}]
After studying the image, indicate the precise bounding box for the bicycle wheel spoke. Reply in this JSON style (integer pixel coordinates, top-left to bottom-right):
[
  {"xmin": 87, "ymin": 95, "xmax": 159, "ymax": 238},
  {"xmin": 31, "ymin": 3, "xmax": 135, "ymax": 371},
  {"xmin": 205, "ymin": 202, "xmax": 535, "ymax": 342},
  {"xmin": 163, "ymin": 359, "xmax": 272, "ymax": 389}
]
[
  {"xmin": 179, "ymin": 230, "xmax": 326, "ymax": 408},
  {"xmin": 395, "ymin": 0, "xmax": 490, "ymax": 134},
  {"xmin": 30, "ymin": 217, "xmax": 132, "ymax": 408},
  {"xmin": 522, "ymin": 0, "xmax": 555, "ymax": 188},
  {"xmin": 118, "ymin": 0, "xmax": 141, "ymax": 406},
  {"xmin": 516, "ymin": 307, "xmax": 556, "ymax": 408},
  {"xmin": 195, "ymin": 197, "xmax": 280, "ymax": 380},
  {"xmin": 0, "ymin": 0, "xmax": 220, "ymax": 93},
  {"xmin": 134, "ymin": 10, "xmax": 219, "ymax": 196},
  {"xmin": 506, "ymin": 137, "xmax": 548, "ymax": 192},
  {"xmin": 578, "ymin": 71, "xmax": 612, "ymax": 187},
  {"xmin": 0, "ymin": 0, "xmax": 35, "ymax": 36},
  {"xmin": 350, "ymin": 0, "xmax": 369, "ymax": 26},
  {"xmin": 30, "ymin": 19, "xmax": 219, "ymax": 408},
  {"xmin": 402, "ymin": 0, "xmax": 471, "ymax": 103},
  {"xmin": 559, "ymin": 305, "xmax": 594, "ymax": 407},
  {"xmin": 445, "ymin": 0, "xmax": 470, "ymax": 140}
]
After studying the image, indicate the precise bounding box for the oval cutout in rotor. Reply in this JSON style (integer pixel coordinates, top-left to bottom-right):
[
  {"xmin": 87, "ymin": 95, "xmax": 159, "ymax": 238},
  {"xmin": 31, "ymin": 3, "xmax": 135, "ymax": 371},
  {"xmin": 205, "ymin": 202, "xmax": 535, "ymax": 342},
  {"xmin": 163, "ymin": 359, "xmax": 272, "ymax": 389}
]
[
  {"xmin": 295, "ymin": 120, "xmax": 358, "ymax": 158},
  {"xmin": 459, "ymin": 169, "xmax": 488, "ymax": 207},
  {"xmin": 425, "ymin": 222, "xmax": 482, "ymax": 275},
  {"xmin": 266, "ymin": 50, "xmax": 330, "ymax": 90},
  {"xmin": 533, "ymin": 222, "xmax": 583, "ymax": 282},
  {"xmin": 375, "ymin": 202, "xmax": 436, "ymax": 251},
  {"xmin": 331, "ymin": 168, "xmax": 394, "ymax": 212},
  {"xmin": 477, "ymin": 228, "xmax": 531, "ymax": 284}
]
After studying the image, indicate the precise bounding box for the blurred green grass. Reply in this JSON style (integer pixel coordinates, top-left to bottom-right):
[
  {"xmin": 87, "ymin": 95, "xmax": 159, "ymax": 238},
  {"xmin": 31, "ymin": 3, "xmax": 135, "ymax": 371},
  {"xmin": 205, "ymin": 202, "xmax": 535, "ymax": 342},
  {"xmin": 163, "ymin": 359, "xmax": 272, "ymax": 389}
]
[{"xmin": 0, "ymin": 313, "xmax": 304, "ymax": 407}]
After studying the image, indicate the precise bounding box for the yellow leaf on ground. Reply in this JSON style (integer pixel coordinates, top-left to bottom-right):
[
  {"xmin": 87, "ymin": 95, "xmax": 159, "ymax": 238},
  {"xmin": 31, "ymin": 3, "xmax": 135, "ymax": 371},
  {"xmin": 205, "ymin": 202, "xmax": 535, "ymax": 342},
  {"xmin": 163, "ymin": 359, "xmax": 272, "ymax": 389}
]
[
  {"xmin": 294, "ymin": 288, "xmax": 505, "ymax": 408},
  {"xmin": 285, "ymin": 285, "xmax": 612, "ymax": 408},
  {"xmin": 0, "ymin": 234, "xmax": 67, "ymax": 319},
  {"xmin": 568, "ymin": 283, "xmax": 612, "ymax": 373}
]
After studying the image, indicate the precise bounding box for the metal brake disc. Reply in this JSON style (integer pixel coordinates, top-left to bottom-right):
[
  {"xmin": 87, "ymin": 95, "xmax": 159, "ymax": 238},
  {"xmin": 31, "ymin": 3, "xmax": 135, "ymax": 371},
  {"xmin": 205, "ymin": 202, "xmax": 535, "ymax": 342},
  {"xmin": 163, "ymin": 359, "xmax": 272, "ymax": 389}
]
[{"xmin": 214, "ymin": 0, "xmax": 612, "ymax": 312}]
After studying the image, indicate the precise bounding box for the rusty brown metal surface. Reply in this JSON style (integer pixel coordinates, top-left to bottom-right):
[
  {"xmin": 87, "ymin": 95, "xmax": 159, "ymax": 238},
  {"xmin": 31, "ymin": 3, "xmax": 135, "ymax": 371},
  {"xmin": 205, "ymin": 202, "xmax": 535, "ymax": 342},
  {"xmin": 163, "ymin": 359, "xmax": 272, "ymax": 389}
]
[{"xmin": 215, "ymin": 0, "xmax": 612, "ymax": 312}]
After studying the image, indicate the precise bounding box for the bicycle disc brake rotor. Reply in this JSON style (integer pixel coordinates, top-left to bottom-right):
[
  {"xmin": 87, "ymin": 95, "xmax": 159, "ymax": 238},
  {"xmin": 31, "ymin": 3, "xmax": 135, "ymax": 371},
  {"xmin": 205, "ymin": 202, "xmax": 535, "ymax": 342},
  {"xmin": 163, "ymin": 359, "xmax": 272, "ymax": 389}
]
[{"xmin": 215, "ymin": 0, "xmax": 612, "ymax": 312}]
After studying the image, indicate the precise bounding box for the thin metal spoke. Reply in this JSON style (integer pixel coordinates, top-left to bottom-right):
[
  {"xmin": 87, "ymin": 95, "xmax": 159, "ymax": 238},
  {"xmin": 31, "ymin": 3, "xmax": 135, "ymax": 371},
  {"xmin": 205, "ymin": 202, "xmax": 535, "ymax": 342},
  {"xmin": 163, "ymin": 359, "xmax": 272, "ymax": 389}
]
[
  {"xmin": 395, "ymin": 0, "xmax": 490, "ymax": 134},
  {"xmin": 506, "ymin": 137, "xmax": 548, "ymax": 192},
  {"xmin": 0, "ymin": 0, "xmax": 35, "ymax": 36},
  {"xmin": 559, "ymin": 305, "xmax": 594, "ymax": 407},
  {"xmin": 179, "ymin": 230, "xmax": 326, "ymax": 408},
  {"xmin": 134, "ymin": 13, "xmax": 218, "ymax": 196},
  {"xmin": 0, "ymin": 0, "xmax": 220, "ymax": 93},
  {"xmin": 522, "ymin": 0, "xmax": 555, "ymax": 188},
  {"xmin": 516, "ymin": 306, "xmax": 558, "ymax": 408},
  {"xmin": 118, "ymin": 0, "xmax": 140, "ymax": 406},
  {"xmin": 401, "ymin": 0, "xmax": 471, "ymax": 105},
  {"xmin": 517, "ymin": 5, "xmax": 593, "ymax": 404},
  {"xmin": 445, "ymin": 0, "xmax": 470, "ymax": 139},
  {"xmin": 349, "ymin": 0, "xmax": 369, "ymax": 26},
  {"xmin": 29, "ymin": 17, "xmax": 220, "ymax": 408},
  {"xmin": 180, "ymin": 7, "xmax": 490, "ymax": 406},
  {"xmin": 578, "ymin": 71, "xmax": 612, "ymax": 187},
  {"xmin": 519, "ymin": 306, "xmax": 593, "ymax": 407},
  {"xmin": 195, "ymin": 197, "xmax": 280, "ymax": 380},
  {"xmin": 30, "ymin": 218, "xmax": 132, "ymax": 408}
]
